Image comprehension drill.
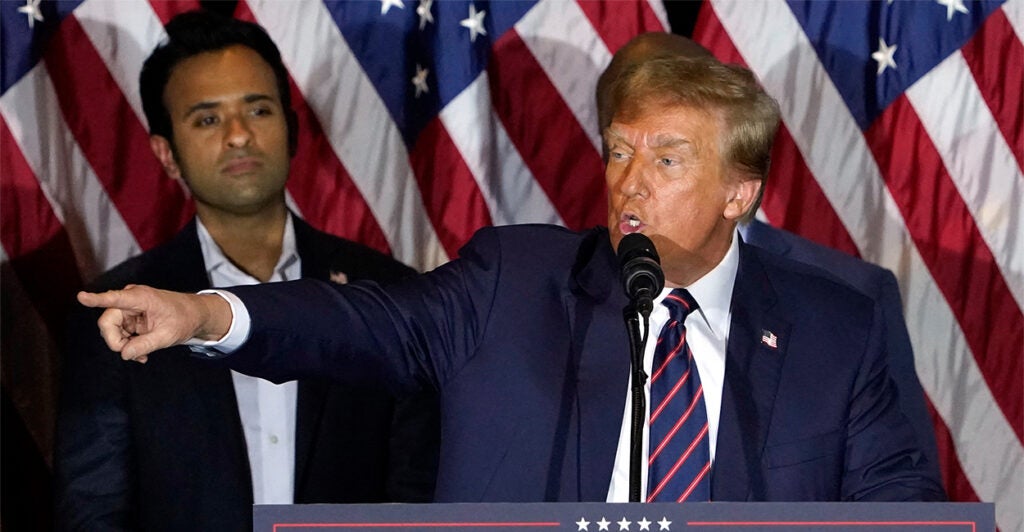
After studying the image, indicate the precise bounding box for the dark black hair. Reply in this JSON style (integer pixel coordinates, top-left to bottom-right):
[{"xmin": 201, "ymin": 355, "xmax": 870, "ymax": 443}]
[{"xmin": 139, "ymin": 9, "xmax": 297, "ymax": 153}]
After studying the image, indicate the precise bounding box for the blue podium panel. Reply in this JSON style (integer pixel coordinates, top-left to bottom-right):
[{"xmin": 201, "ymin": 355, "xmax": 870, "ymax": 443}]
[{"xmin": 255, "ymin": 502, "xmax": 994, "ymax": 532}]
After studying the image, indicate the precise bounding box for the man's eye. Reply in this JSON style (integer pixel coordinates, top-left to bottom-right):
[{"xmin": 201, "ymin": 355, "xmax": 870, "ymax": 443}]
[
  {"xmin": 251, "ymin": 107, "xmax": 272, "ymax": 116},
  {"xmin": 197, "ymin": 115, "xmax": 218, "ymax": 127},
  {"xmin": 660, "ymin": 157, "xmax": 678, "ymax": 167}
]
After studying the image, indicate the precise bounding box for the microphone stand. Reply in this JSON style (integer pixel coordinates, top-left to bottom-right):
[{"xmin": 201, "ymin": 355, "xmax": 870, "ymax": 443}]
[{"xmin": 623, "ymin": 303, "xmax": 649, "ymax": 503}]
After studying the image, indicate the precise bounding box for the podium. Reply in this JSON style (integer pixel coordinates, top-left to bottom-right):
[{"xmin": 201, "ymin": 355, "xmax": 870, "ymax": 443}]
[{"xmin": 255, "ymin": 502, "xmax": 994, "ymax": 531}]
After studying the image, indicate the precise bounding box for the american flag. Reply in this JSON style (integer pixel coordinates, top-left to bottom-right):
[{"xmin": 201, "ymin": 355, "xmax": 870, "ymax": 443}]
[
  {"xmin": 760, "ymin": 329, "xmax": 778, "ymax": 349},
  {"xmin": 694, "ymin": 0, "xmax": 1022, "ymax": 529},
  {"xmin": 0, "ymin": 0, "xmax": 1020, "ymax": 529}
]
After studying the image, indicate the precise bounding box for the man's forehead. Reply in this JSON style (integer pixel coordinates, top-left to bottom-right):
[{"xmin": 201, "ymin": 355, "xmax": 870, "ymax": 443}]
[
  {"xmin": 609, "ymin": 103, "xmax": 718, "ymax": 135},
  {"xmin": 605, "ymin": 124, "xmax": 697, "ymax": 150}
]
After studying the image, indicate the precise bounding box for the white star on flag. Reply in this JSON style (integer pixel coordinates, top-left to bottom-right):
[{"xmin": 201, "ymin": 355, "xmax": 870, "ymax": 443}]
[
  {"xmin": 871, "ymin": 37, "xmax": 898, "ymax": 75},
  {"xmin": 17, "ymin": 0, "xmax": 44, "ymax": 29},
  {"xmin": 617, "ymin": 517, "xmax": 632, "ymax": 531},
  {"xmin": 416, "ymin": 0, "xmax": 434, "ymax": 30},
  {"xmin": 411, "ymin": 64, "xmax": 429, "ymax": 98},
  {"xmin": 657, "ymin": 517, "xmax": 672, "ymax": 531},
  {"xmin": 576, "ymin": 517, "xmax": 591, "ymax": 531},
  {"xmin": 460, "ymin": 3, "xmax": 487, "ymax": 43},
  {"xmin": 380, "ymin": 0, "xmax": 404, "ymax": 16},
  {"xmin": 597, "ymin": 517, "xmax": 611, "ymax": 531},
  {"xmin": 936, "ymin": 0, "xmax": 969, "ymax": 21},
  {"xmin": 637, "ymin": 517, "xmax": 652, "ymax": 531}
]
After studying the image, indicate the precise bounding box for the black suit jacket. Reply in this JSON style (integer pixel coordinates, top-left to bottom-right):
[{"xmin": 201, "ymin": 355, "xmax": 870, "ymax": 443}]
[
  {"xmin": 223, "ymin": 224, "xmax": 945, "ymax": 502},
  {"xmin": 742, "ymin": 220, "xmax": 941, "ymax": 473},
  {"xmin": 54, "ymin": 217, "xmax": 439, "ymax": 531}
]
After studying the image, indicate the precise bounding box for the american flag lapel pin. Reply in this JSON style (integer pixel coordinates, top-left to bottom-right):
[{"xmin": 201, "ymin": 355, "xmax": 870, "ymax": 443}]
[{"xmin": 760, "ymin": 329, "xmax": 778, "ymax": 349}]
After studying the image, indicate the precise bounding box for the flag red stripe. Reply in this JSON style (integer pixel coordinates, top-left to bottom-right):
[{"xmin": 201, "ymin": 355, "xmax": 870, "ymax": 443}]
[
  {"xmin": 866, "ymin": 96, "xmax": 1024, "ymax": 443},
  {"xmin": 692, "ymin": 4, "xmax": 747, "ymax": 66},
  {"xmin": 488, "ymin": 31, "xmax": 606, "ymax": 231},
  {"xmin": 577, "ymin": 0, "xmax": 665, "ymax": 54},
  {"xmin": 147, "ymin": 0, "xmax": 202, "ymax": 25},
  {"xmin": 959, "ymin": 8, "xmax": 1024, "ymax": 173},
  {"xmin": 44, "ymin": 16, "xmax": 190, "ymax": 251},
  {"xmin": 1, "ymin": 119, "xmax": 64, "ymax": 261},
  {"xmin": 927, "ymin": 400, "xmax": 982, "ymax": 504},
  {"xmin": 763, "ymin": 126, "xmax": 862, "ymax": 257},
  {"xmin": 284, "ymin": 80, "xmax": 394, "ymax": 255},
  {"xmin": 409, "ymin": 119, "xmax": 493, "ymax": 256},
  {"xmin": 1, "ymin": 118, "xmax": 83, "ymax": 332}
]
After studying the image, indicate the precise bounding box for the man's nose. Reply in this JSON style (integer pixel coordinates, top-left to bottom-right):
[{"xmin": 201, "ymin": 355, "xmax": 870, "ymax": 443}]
[
  {"xmin": 224, "ymin": 116, "xmax": 253, "ymax": 148},
  {"xmin": 616, "ymin": 159, "xmax": 649, "ymax": 199}
]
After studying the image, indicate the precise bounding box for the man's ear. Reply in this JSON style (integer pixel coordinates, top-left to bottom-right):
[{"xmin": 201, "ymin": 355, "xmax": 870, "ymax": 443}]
[
  {"xmin": 724, "ymin": 174, "xmax": 762, "ymax": 221},
  {"xmin": 149, "ymin": 135, "xmax": 181, "ymax": 180}
]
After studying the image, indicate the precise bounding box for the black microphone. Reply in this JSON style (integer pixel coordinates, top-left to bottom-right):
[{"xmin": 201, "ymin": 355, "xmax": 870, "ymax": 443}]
[{"xmin": 617, "ymin": 233, "xmax": 665, "ymax": 318}]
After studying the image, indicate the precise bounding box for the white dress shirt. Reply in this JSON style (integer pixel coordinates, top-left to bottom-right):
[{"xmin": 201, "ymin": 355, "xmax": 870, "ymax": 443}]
[
  {"xmin": 606, "ymin": 233, "xmax": 739, "ymax": 502},
  {"xmin": 200, "ymin": 229, "xmax": 742, "ymax": 503},
  {"xmin": 195, "ymin": 216, "xmax": 300, "ymax": 505}
]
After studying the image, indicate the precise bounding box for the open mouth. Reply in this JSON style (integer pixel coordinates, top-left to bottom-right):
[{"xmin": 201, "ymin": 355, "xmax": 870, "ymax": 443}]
[{"xmin": 619, "ymin": 214, "xmax": 645, "ymax": 234}]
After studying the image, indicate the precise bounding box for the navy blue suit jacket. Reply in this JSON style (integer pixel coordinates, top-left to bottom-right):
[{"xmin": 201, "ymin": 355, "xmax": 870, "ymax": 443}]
[
  {"xmin": 741, "ymin": 220, "xmax": 941, "ymax": 473},
  {"xmin": 55, "ymin": 217, "xmax": 439, "ymax": 531},
  {"xmin": 225, "ymin": 224, "xmax": 945, "ymax": 503}
]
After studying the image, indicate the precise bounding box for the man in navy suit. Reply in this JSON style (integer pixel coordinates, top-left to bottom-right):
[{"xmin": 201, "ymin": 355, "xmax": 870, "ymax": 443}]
[
  {"xmin": 55, "ymin": 11, "xmax": 438, "ymax": 531},
  {"xmin": 596, "ymin": 31, "xmax": 941, "ymax": 481},
  {"xmin": 79, "ymin": 53, "xmax": 945, "ymax": 503}
]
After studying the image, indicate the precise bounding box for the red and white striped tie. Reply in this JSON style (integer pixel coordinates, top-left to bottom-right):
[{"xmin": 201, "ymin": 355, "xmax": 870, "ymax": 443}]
[{"xmin": 647, "ymin": 288, "xmax": 711, "ymax": 502}]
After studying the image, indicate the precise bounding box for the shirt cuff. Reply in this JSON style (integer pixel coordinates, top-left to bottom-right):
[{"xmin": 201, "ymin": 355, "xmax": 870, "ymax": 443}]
[{"xmin": 185, "ymin": 289, "xmax": 252, "ymax": 357}]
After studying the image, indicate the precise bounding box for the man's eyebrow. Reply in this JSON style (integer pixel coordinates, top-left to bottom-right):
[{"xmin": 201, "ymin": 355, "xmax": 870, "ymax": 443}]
[
  {"xmin": 649, "ymin": 134, "xmax": 692, "ymax": 149},
  {"xmin": 242, "ymin": 93, "xmax": 274, "ymax": 104},
  {"xmin": 603, "ymin": 128, "xmax": 628, "ymax": 146},
  {"xmin": 183, "ymin": 100, "xmax": 220, "ymax": 118},
  {"xmin": 183, "ymin": 93, "xmax": 276, "ymax": 118}
]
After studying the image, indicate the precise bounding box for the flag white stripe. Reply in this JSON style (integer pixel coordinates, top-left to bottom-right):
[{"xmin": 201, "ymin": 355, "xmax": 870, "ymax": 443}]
[
  {"xmin": 440, "ymin": 73, "xmax": 563, "ymax": 227},
  {"xmin": 1003, "ymin": 0, "xmax": 1024, "ymax": 45},
  {"xmin": 515, "ymin": 0, "xmax": 612, "ymax": 152},
  {"xmin": 645, "ymin": 0, "xmax": 670, "ymax": 33},
  {"xmin": 709, "ymin": 2, "xmax": 1023, "ymax": 530},
  {"xmin": 247, "ymin": 0, "xmax": 447, "ymax": 271},
  {"xmin": 0, "ymin": 64, "xmax": 140, "ymax": 280},
  {"xmin": 905, "ymin": 50, "xmax": 1024, "ymax": 310},
  {"xmin": 73, "ymin": 0, "xmax": 167, "ymax": 128}
]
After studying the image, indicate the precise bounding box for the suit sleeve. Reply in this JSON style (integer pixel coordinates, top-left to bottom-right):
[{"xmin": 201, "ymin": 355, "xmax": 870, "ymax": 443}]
[
  {"xmin": 841, "ymin": 299, "xmax": 946, "ymax": 501},
  {"xmin": 224, "ymin": 226, "xmax": 503, "ymax": 396},
  {"xmin": 54, "ymin": 304, "xmax": 138, "ymax": 531},
  {"xmin": 874, "ymin": 270, "xmax": 943, "ymax": 480}
]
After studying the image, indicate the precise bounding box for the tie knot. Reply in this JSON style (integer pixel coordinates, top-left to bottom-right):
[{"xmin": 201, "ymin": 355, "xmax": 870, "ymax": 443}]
[{"xmin": 663, "ymin": 288, "xmax": 699, "ymax": 321}]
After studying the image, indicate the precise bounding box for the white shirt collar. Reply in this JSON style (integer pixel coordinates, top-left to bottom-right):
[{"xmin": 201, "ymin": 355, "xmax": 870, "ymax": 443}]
[{"xmin": 195, "ymin": 213, "xmax": 300, "ymax": 285}]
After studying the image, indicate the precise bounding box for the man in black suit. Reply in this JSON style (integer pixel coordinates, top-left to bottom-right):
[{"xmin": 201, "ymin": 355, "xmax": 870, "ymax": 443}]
[
  {"xmin": 595, "ymin": 32, "xmax": 941, "ymax": 474},
  {"xmin": 54, "ymin": 11, "xmax": 438, "ymax": 530}
]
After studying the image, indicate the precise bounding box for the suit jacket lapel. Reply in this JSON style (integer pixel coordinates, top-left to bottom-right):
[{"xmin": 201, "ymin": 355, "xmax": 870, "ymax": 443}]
[
  {"xmin": 711, "ymin": 243, "xmax": 789, "ymax": 500},
  {"xmin": 148, "ymin": 220, "xmax": 252, "ymax": 486},
  {"xmin": 292, "ymin": 217, "xmax": 336, "ymax": 495},
  {"xmin": 568, "ymin": 229, "xmax": 633, "ymax": 501}
]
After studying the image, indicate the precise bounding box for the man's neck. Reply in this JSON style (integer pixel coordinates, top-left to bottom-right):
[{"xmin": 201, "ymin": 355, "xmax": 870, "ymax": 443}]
[
  {"xmin": 663, "ymin": 224, "xmax": 737, "ymax": 289},
  {"xmin": 196, "ymin": 204, "xmax": 288, "ymax": 283}
]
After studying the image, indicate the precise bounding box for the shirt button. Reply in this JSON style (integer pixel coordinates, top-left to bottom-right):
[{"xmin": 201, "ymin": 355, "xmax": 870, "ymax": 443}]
[{"xmin": 269, "ymin": 435, "xmax": 279, "ymax": 444}]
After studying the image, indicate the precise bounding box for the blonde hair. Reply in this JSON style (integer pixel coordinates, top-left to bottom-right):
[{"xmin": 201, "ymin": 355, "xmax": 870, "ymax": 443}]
[{"xmin": 607, "ymin": 56, "xmax": 780, "ymax": 220}]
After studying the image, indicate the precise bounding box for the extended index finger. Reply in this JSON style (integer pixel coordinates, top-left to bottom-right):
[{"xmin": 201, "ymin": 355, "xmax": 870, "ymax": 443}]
[{"xmin": 77, "ymin": 287, "xmax": 142, "ymax": 312}]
